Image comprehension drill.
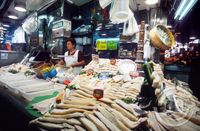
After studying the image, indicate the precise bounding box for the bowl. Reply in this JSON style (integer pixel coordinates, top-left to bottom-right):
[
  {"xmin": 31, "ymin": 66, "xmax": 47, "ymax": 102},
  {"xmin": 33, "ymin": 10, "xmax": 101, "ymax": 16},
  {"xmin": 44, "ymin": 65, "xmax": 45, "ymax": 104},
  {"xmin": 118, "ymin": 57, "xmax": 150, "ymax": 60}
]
[{"xmin": 149, "ymin": 25, "xmax": 175, "ymax": 50}]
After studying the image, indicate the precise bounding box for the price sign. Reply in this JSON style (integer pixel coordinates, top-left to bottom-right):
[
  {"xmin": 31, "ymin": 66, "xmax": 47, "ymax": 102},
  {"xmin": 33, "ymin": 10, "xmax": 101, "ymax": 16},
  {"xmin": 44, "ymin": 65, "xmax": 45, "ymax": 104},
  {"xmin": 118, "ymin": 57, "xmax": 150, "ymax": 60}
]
[
  {"xmin": 96, "ymin": 39, "xmax": 107, "ymax": 50},
  {"xmin": 107, "ymin": 40, "xmax": 118, "ymax": 50}
]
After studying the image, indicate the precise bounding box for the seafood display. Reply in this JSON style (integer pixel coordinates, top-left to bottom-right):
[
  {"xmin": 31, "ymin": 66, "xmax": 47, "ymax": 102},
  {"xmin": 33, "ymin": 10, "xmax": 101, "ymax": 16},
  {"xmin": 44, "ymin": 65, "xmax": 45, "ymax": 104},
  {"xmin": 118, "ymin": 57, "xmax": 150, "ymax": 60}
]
[
  {"xmin": 0, "ymin": 59, "xmax": 199, "ymax": 130},
  {"xmin": 29, "ymin": 59, "xmax": 200, "ymax": 130}
]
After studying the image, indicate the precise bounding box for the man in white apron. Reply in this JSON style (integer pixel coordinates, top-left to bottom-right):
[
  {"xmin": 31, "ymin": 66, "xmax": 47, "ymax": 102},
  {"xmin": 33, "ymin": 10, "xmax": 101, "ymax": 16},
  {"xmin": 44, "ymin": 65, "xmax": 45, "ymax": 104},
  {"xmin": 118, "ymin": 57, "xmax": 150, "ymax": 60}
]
[{"xmin": 58, "ymin": 38, "xmax": 85, "ymax": 75}]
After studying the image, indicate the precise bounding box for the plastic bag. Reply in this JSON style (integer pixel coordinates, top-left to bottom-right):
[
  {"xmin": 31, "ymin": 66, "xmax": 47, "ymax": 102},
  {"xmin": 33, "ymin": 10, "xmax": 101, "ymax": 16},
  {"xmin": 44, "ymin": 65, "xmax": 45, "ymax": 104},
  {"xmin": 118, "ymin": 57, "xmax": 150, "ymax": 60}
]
[
  {"xmin": 22, "ymin": 13, "xmax": 38, "ymax": 34},
  {"xmin": 12, "ymin": 27, "xmax": 26, "ymax": 43},
  {"xmin": 99, "ymin": 0, "xmax": 112, "ymax": 9},
  {"xmin": 122, "ymin": 19, "xmax": 128, "ymax": 36},
  {"xmin": 110, "ymin": 0, "xmax": 132, "ymax": 24},
  {"xmin": 122, "ymin": 15, "xmax": 139, "ymax": 36},
  {"xmin": 126, "ymin": 16, "xmax": 134, "ymax": 35}
]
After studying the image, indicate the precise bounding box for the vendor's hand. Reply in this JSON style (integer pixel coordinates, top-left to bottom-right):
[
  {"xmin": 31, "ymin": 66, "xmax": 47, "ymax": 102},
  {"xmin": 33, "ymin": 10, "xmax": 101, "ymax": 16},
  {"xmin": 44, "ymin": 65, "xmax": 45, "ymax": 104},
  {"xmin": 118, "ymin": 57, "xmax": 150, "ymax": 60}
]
[
  {"xmin": 70, "ymin": 64, "xmax": 75, "ymax": 68},
  {"xmin": 55, "ymin": 64, "xmax": 64, "ymax": 67},
  {"xmin": 66, "ymin": 65, "xmax": 72, "ymax": 68},
  {"xmin": 68, "ymin": 66, "xmax": 73, "ymax": 73}
]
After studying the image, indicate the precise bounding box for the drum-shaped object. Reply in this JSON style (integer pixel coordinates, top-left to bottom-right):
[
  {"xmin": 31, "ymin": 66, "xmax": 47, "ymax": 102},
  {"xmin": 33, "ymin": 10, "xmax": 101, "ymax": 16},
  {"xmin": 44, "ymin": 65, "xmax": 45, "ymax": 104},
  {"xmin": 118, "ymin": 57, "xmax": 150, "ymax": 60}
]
[{"xmin": 149, "ymin": 25, "xmax": 175, "ymax": 50}]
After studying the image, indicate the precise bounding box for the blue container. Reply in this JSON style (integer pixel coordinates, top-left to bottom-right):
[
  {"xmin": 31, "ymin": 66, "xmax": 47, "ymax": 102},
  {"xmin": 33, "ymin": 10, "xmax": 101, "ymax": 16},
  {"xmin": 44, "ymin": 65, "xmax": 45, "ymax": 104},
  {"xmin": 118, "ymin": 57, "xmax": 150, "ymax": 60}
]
[
  {"xmin": 49, "ymin": 68, "xmax": 57, "ymax": 78},
  {"xmin": 42, "ymin": 72, "xmax": 49, "ymax": 79}
]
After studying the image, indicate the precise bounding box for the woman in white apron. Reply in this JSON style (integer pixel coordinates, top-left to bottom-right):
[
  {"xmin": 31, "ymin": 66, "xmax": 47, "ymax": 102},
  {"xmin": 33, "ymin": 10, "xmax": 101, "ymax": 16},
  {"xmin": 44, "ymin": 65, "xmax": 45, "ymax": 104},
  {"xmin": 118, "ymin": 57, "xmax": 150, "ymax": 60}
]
[{"xmin": 59, "ymin": 38, "xmax": 85, "ymax": 75}]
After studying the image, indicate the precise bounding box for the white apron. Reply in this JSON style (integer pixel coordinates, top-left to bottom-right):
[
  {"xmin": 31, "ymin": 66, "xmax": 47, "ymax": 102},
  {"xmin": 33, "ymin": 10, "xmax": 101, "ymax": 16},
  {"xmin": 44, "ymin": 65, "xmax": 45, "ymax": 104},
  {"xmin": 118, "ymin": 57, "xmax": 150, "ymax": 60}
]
[{"xmin": 64, "ymin": 50, "xmax": 82, "ymax": 75}]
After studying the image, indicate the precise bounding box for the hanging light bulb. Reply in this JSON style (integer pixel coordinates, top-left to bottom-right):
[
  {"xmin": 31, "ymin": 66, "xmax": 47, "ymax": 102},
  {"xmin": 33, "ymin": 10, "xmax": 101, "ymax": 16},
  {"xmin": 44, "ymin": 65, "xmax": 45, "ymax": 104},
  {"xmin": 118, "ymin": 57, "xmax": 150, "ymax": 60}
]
[
  {"xmin": 145, "ymin": 0, "xmax": 158, "ymax": 5},
  {"xmin": 3, "ymin": 24, "xmax": 10, "ymax": 27},
  {"xmin": 14, "ymin": 2, "xmax": 26, "ymax": 12},
  {"xmin": 8, "ymin": 12, "xmax": 18, "ymax": 19}
]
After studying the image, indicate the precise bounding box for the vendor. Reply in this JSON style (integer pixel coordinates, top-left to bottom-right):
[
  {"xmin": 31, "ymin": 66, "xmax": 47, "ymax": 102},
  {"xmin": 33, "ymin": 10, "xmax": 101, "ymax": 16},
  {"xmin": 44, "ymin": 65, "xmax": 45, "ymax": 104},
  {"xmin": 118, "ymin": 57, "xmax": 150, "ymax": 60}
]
[{"xmin": 58, "ymin": 38, "xmax": 85, "ymax": 75}]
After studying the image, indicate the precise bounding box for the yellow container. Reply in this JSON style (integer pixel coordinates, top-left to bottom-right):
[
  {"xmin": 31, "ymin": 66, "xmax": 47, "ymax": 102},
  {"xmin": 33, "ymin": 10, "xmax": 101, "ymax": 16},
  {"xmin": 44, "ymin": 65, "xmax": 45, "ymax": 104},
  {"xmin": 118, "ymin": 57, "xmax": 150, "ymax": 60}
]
[{"xmin": 149, "ymin": 25, "xmax": 175, "ymax": 50}]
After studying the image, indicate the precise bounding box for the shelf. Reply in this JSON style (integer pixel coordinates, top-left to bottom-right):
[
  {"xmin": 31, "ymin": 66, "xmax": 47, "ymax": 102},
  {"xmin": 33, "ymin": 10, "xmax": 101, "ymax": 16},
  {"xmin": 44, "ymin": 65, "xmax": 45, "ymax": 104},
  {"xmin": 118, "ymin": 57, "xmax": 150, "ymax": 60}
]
[
  {"xmin": 72, "ymin": 18, "xmax": 83, "ymax": 21},
  {"xmin": 119, "ymin": 41, "xmax": 137, "ymax": 44},
  {"xmin": 137, "ymin": 51, "xmax": 144, "ymax": 53},
  {"xmin": 56, "ymin": 55, "xmax": 64, "ymax": 58},
  {"xmin": 135, "ymin": 60, "xmax": 144, "ymax": 63},
  {"xmin": 119, "ymin": 56, "xmax": 136, "ymax": 60},
  {"xmin": 51, "ymin": 57, "xmax": 60, "ymax": 60},
  {"xmin": 72, "ymin": 32, "xmax": 92, "ymax": 36},
  {"xmin": 29, "ymin": 60, "xmax": 43, "ymax": 64},
  {"xmin": 84, "ymin": 54, "xmax": 91, "ymax": 57},
  {"xmin": 139, "ymin": 40, "xmax": 144, "ymax": 42},
  {"xmin": 77, "ymin": 44, "xmax": 92, "ymax": 46}
]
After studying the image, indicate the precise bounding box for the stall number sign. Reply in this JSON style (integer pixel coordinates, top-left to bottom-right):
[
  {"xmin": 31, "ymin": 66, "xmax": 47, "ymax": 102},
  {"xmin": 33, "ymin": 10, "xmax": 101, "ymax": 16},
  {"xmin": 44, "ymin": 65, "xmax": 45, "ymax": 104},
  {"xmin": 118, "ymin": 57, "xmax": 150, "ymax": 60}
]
[{"xmin": 96, "ymin": 40, "xmax": 107, "ymax": 50}]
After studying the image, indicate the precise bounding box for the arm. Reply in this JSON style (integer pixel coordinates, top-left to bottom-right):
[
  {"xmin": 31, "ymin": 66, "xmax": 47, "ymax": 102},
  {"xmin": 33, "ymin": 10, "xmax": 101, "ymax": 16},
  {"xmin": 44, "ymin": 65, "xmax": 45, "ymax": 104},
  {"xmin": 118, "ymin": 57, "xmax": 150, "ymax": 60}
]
[
  {"xmin": 59, "ymin": 59, "xmax": 65, "ymax": 65},
  {"xmin": 56, "ymin": 59, "xmax": 65, "ymax": 67},
  {"xmin": 71, "ymin": 60, "xmax": 85, "ymax": 67}
]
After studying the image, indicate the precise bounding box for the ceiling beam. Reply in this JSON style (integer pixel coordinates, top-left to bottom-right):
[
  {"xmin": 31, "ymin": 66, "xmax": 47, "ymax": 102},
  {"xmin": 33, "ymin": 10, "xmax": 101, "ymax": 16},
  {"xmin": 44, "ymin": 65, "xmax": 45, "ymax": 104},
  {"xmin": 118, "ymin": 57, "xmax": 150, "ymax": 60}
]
[{"xmin": 0, "ymin": 0, "xmax": 13, "ymax": 18}]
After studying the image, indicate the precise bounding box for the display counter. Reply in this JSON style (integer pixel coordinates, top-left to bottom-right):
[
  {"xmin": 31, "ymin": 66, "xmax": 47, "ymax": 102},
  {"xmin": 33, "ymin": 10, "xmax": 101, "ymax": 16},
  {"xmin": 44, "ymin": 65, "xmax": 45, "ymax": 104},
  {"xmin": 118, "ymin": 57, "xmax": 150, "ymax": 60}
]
[
  {"xmin": 29, "ymin": 59, "xmax": 200, "ymax": 131},
  {"xmin": 0, "ymin": 64, "xmax": 65, "ymax": 131},
  {"xmin": 0, "ymin": 85, "xmax": 38, "ymax": 131},
  {"xmin": 164, "ymin": 64, "xmax": 191, "ymax": 82},
  {"xmin": 0, "ymin": 59, "xmax": 199, "ymax": 131},
  {"xmin": 0, "ymin": 50, "xmax": 25, "ymax": 67}
]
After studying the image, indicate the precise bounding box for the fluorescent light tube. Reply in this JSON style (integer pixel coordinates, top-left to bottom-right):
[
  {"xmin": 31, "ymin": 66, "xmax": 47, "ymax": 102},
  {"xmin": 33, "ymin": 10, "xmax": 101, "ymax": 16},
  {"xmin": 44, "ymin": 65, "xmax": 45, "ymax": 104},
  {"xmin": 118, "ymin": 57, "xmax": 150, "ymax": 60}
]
[
  {"xmin": 167, "ymin": 25, "xmax": 172, "ymax": 28},
  {"xmin": 174, "ymin": 0, "xmax": 187, "ymax": 19},
  {"xmin": 67, "ymin": 0, "xmax": 73, "ymax": 4},
  {"xmin": 8, "ymin": 14, "xmax": 18, "ymax": 19},
  {"xmin": 179, "ymin": 0, "xmax": 197, "ymax": 20},
  {"xmin": 3, "ymin": 24, "xmax": 10, "ymax": 27},
  {"xmin": 189, "ymin": 36, "xmax": 195, "ymax": 40},
  {"xmin": 145, "ymin": 0, "xmax": 158, "ymax": 5}
]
